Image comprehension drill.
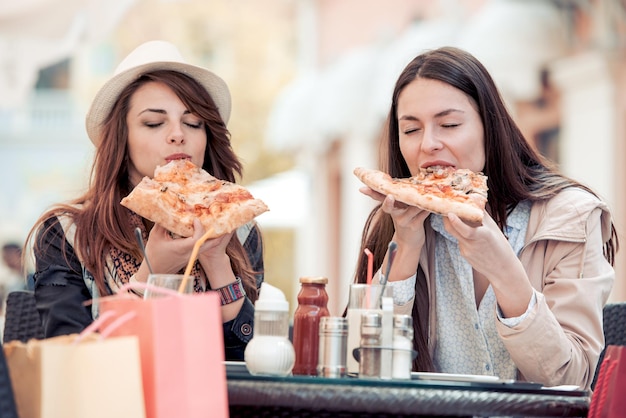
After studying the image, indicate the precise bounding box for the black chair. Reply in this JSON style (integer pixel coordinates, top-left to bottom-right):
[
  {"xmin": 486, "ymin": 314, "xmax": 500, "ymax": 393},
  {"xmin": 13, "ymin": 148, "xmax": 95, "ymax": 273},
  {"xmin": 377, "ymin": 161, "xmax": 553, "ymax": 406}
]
[
  {"xmin": 3, "ymin": 291, "xmax": 44, "ymax": 343},
  {"xmin": 592, "ymin": 302, "xmax": 626, "ymax": 389},
  {"xmin": 0, "ymin": 340, "xmax": 18, "ymax": 418}
]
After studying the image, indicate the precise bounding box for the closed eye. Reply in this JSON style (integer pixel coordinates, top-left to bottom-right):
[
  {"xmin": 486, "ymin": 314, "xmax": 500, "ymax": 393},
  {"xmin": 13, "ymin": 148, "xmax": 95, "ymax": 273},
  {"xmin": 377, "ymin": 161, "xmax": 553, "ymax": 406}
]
[{"xmin": 184, "ymin": 122, "xmax": 203, "ymax": 129}]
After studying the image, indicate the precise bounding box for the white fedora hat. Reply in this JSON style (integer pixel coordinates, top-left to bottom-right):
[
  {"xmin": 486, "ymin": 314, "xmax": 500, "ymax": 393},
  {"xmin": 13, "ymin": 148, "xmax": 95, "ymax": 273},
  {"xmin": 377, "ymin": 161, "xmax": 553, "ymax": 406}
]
[{"xmin": 85, "ymin": 40, "xmax": 231, "ymax": 145}]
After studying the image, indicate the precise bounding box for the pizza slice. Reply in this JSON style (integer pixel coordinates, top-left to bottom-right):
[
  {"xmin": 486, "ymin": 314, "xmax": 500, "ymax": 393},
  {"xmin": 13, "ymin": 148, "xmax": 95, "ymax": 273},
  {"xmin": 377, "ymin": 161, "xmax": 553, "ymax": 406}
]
[
  {"xmin": 121, "ymin": 159, "xmax": 269, "ymax": 238},
  {"xmin": 354, "ymin": 166, "xmax": 488, "ymax": 226}
]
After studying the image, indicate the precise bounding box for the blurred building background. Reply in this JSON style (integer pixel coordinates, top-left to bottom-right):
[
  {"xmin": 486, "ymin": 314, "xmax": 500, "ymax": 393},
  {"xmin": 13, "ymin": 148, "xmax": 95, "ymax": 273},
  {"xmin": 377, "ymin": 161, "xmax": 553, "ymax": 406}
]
[{"xmin": 1, "ymin": 0, "xmax": 625, "ymax": 315}]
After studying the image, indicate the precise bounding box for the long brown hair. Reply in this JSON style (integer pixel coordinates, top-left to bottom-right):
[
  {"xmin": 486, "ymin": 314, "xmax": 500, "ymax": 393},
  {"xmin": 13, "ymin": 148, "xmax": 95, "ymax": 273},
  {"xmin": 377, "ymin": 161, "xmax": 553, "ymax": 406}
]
[
  {"xmin": 28, "ymin": 70, "xmax": 260, "ymax": 301},
  {"xmin": 355, "ymin": 47, "xmax": 619, "ymax": 371}
]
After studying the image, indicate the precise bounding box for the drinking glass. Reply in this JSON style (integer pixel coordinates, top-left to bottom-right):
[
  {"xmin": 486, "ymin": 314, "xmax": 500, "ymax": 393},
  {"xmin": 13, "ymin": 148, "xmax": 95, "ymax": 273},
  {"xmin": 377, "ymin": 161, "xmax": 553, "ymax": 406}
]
[
  {"xmin": 346, "ymin": 283, "xmax": 393, "ymax": 376},
  {"xmin": 143, "ymin": 274, "xmax": 194, "ymax": 299}
]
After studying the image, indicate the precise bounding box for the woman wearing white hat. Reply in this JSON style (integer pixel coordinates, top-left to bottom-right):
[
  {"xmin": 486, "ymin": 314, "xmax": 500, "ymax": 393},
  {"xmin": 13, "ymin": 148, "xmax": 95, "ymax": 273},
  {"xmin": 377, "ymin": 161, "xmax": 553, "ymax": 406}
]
[{"xmin": 27, "ymin": 40, "xmax": 263, "ymax": 360}]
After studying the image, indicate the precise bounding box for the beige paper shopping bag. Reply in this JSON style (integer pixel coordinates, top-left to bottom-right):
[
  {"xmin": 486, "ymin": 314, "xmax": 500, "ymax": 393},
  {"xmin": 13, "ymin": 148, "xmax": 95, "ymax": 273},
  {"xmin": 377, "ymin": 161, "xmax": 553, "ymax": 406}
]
[{"xmin": 4, "ymin": 332, "xmax": 145, "ymax": 418}]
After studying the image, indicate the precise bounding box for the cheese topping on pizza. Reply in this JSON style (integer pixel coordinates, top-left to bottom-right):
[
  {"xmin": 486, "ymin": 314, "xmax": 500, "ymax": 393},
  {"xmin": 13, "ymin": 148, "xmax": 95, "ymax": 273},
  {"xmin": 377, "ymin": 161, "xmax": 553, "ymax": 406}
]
[{"xmin": 400, "ymin": 166, "xmax": 488, "ymax": 201}]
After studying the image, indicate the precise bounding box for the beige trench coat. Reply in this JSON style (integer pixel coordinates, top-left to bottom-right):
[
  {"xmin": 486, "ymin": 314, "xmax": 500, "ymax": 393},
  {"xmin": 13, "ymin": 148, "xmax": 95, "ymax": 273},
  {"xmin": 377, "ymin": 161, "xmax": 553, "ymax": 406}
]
[{"xmin": 396, "ymin": 187, "xmax": 614, "ymax": 390}]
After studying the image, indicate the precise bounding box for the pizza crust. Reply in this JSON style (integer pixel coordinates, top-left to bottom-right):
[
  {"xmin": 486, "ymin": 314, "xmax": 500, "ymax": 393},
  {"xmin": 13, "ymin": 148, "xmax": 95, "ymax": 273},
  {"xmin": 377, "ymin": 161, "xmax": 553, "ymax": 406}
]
[
  {"xmin": 354, "ymin": 167, "xmax": 487, "ymax": 226},
  {"xmin": 121, "ymin": 160, "xmax": 268, "ymax": 238}
]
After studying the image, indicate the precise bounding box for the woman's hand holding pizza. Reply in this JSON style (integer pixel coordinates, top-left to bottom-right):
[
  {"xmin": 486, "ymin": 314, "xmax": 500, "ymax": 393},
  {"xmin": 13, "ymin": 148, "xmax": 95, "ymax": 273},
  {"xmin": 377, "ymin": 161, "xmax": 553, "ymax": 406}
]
[
  {"xmin": 195, "ymin": 231, "xmax": 232, "ymax": 263},
  {"xmin": 143, "ymin": 222, "xmax": 202, "ymax": 274},
  {"xmin": 443, "ymin": 212, "xmax": 511, "ymax": 275},
  {"xmin": 361, "ymin": 186, "xmax": 429, "ymax": 282},
  {"xmin": 383, "ymin": 195, "xmax": 430, "ymax": 283},
  {"xmin": 444, "ymin": 212, "xmax": 534, "ymax": 318},
  {"xmin": 194, "ymin": 218, "xmax": 237, "ymax": 282},
  {"xmin": 191, "ymin": 219, "xmax": 242, "ymax": 320},
  {"xmin": 143, "ymin": 219, "xmax": 231, "ymax": 275},
  {"xmin": 360, "ymin": 186, "xmax": 429, "ymax": 247},
  {"xmin": 381, "ymin": 194, "xmax": 429, "ymax": 248}
]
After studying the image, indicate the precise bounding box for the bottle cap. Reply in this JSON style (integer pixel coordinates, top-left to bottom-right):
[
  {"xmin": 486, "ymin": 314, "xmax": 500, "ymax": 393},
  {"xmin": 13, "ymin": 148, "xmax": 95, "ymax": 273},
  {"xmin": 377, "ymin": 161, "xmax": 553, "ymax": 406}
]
[
  {"xmin": 299, "ymin": 276, "xmax": 328, "ymax": 285},
  {"xmin": 255, "ymin": 282, "xmax": 289, "ymax": 311}
]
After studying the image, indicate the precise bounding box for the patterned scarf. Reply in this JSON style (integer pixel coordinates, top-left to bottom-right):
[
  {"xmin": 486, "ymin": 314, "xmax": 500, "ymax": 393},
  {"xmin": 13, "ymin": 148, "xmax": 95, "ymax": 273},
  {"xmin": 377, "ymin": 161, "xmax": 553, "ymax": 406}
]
[{"xmin": 106, "ymin": 211, "xmax": 207, "ymax": 293}]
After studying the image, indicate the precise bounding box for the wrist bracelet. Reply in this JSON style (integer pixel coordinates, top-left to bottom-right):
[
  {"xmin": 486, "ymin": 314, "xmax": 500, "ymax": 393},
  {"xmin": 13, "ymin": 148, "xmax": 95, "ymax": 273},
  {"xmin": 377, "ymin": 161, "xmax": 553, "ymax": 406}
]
[{"xmin": 215, "ymin": 277, "xmax": 246, "ymax": 305}]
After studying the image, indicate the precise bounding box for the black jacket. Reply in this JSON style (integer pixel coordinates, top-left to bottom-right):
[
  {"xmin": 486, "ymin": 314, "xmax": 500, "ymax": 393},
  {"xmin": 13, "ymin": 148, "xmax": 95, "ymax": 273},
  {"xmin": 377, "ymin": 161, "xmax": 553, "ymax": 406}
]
[{"xmin": 33, "ymin": 217, "xmax": 263, "ymax": 361}]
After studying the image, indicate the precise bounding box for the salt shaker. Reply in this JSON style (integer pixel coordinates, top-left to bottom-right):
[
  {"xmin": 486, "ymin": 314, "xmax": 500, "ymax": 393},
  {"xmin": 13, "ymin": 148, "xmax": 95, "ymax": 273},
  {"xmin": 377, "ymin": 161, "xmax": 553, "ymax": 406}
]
[
  {"xmin": 317, "ymin": 316, "xmax": 348, "ymax": 378},
  {"xmin": 392, "ymin": 314, "xmax": 414, "ymax": 380},
  {"xmin": 244, "ymin": 283, "xmax": 295, "ymax": 376},
  {"xmin": 359, "ymin": 311, "xmax": 382, "ymax": 378},
  {"xmin": 380, "ymin": 296, "xmax": 394, "ymax": 379}
]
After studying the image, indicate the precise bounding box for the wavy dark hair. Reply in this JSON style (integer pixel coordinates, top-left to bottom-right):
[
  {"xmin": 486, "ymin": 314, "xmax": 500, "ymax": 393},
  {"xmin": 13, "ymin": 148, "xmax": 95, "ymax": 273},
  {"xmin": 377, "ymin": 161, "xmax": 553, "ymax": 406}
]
[
  {"xmin": 354, "ymin": 47, "xmax": 619, "ymax": 372},
  {"xmin": 28, "ymin": 70, "xmax": 260, "ymax": 301}
]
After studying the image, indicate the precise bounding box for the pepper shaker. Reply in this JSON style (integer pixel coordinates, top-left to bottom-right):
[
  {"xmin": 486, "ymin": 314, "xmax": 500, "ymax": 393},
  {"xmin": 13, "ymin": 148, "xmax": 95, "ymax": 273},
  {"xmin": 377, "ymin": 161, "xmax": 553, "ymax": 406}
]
[
  {"xmin": 317, "ymin": 316, "xmax": 348, "ymax": 378},
  {"xmin": 359, "ymin": 311, "xmax": 382, "ymax": 378}
]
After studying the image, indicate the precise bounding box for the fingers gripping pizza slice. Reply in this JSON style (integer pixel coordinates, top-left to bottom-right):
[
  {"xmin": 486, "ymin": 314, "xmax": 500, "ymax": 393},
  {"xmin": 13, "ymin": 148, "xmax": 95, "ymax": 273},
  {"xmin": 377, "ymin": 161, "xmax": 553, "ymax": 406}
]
[
  {"xmin": 121, "ymin": 159, "xmax": 269, "ymax": 238},
  {"xmin": 354, "ymin": 166, "xmax": 488, "ymax": 226}
]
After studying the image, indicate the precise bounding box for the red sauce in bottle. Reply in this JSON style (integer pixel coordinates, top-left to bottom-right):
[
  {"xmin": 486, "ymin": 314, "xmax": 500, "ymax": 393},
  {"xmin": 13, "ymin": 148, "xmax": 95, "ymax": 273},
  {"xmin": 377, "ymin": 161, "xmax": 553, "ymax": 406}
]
[{"xmin": 292, "ymin": 276, "xmax": 330, "ymax": 375}]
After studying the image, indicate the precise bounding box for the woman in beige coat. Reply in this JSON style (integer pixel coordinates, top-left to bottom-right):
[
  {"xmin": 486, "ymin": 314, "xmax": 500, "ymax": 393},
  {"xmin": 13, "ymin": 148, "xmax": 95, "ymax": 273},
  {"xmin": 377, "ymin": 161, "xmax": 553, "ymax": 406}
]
[{"xmin": 354, "ymin": 47, "xmax": 618, "ymax": 390}]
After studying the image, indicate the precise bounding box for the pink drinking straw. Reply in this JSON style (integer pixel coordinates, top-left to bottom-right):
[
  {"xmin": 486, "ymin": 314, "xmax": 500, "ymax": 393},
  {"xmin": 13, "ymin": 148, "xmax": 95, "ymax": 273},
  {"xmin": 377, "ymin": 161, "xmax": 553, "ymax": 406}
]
[
  {"xmin": 364, "ymin": 248, "xmax": 373, "ymax": 308},
  {"xmin": 364, "ymin": 248, "xmax": 373, "ymax": 285}
]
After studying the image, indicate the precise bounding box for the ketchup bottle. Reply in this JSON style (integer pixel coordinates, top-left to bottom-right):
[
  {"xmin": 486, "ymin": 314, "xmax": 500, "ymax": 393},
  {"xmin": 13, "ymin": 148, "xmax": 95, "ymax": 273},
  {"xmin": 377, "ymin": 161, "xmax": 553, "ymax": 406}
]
[{"xmin": 292, "ymin": 276, "xmax": 330, "ymax": 375}]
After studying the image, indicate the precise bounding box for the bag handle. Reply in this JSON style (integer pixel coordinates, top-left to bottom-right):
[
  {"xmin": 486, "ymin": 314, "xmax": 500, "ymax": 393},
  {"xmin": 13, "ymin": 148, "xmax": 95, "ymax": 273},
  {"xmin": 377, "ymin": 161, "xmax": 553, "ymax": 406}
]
[{"xmin": 75, "ymin": 310, "xmax": 137, "ymax": 344}]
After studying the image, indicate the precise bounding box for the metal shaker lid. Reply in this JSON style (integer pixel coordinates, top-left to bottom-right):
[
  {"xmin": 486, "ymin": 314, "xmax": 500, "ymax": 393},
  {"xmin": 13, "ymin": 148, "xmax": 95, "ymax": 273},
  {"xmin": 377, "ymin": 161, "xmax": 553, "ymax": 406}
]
[
  {"xmin": 361, "ymin": 311, "xmax": 382, "ymax": 327},
  {"xmin": 393, "ymin": 314, "xmax": 413, "ymax": 330},
  {"xmin": 319, "ymin": 316, "xmax": 348, "ymax": 331},
  {"xmin": 299, "ymin": 276, "xmax": 328, "ymax": 284},
  {"xmin": 360, "ymin": 311, "xmax": 382, "ymax": 337}
]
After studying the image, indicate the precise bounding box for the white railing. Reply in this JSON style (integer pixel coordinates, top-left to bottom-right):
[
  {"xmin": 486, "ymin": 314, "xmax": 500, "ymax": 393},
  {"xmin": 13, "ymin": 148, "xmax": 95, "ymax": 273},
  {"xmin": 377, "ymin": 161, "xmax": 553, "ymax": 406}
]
[{"xmin": 0, "ymin": 89, "xmax": 86, "ymax": 144}]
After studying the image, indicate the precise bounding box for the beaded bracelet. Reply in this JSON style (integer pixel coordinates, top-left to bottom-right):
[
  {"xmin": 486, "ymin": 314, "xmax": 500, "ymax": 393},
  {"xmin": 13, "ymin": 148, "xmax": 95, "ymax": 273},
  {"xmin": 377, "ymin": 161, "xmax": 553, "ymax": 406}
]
[{"xmin": 215, "ymin": 277, "xmax": 246, "ymax": 305}]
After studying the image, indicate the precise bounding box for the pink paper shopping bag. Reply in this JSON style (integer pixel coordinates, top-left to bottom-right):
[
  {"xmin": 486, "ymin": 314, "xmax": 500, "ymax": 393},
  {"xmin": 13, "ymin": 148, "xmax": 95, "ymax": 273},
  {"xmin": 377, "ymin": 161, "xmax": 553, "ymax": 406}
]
[{"xmin": 99, "ymin": 286, "xmax": 228, "ymax": 418}]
